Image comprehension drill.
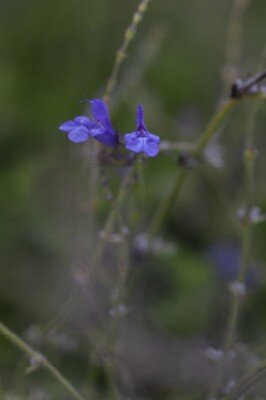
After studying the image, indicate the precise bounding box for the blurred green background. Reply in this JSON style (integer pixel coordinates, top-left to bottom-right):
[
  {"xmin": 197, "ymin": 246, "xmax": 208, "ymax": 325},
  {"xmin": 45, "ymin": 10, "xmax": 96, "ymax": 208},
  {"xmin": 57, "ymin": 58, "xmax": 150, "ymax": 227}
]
[{"xmin": 0, "ymin": 0, "xmax": 266, "ymax": 398}]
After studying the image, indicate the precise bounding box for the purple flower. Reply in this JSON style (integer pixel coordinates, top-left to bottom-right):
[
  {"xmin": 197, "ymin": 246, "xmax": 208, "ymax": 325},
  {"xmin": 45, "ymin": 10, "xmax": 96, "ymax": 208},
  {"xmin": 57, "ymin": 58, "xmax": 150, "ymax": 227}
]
[
  {"xmin": 59, "ymin": 99, "xmax": 119, "ymax": 147},
  {"xmin": 124, "ymin": 105, "xmax": 160, "ymax": 157}
]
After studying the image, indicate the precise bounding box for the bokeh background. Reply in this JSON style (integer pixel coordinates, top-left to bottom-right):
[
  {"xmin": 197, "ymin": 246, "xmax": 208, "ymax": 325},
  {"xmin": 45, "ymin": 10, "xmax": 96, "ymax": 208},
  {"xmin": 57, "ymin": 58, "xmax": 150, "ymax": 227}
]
[{"xmin": 0, "ymin": 0, "xmax": 266, "ymax": 398}]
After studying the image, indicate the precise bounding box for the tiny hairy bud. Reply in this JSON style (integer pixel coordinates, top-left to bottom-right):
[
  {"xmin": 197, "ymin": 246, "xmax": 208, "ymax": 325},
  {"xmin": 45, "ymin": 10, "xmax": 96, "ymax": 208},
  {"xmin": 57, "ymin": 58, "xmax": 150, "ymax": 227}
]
[
  {"xmin": 244, "ymin": 146, "xmax": 258, "ymax": 161},
  {"xmin": 229, "ymin": 281, "xmax": 246, "ymax": 298},
  {"xmin": 237, "ymin": 206, "xmax": 265, "ymax": 225},
  {"xmin": 26, "ymin": 352, "xmax": 46, "ymax": 375},
  {"xmin": 139, "ymin": 3, "xmax": 148, "ymax": 13},
  {"xmin": 177, "ymin": 151, "xmax": 198, "ymax": 168},
  {"xmin": 116, "ymin": 50, "xmax": 126, "ymax": 63},
  {"xmin": 224, "ymin": 379, "xmax": 236, "ymax": 394},
  {"xmin": 133, "ymin": 13, "xmax": 142, "ymax": 24},
  {"xmin": 125, "ymin": 27, "xmax": 135, "ymax": 42},
  {"xmin": 98, "ymin": 230, "xmax": 124, "ymax": 244},
  {"xmin": 121, "ymin": 226, "xmax": 130, "ymax": 236},
  {"xmin": 109, "ymin": 303, "xmax": 129, "ymax": 318},
  {"xmin": 205, "ymin": 347, "xmax": 224, "ymax": 362}
]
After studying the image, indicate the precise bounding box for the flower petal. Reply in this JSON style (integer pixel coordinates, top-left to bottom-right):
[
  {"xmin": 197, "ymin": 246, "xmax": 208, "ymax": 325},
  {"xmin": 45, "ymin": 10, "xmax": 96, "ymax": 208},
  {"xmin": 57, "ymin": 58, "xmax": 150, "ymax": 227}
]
[
  {"xmin": 94, "ymin": 130, "xmax": 119, "ymax": 147},
  {"xmin": 136, "ymin": 104, "xmax": 147, "ymax": 129},
  {"xmin": 74, "ymin": 116, "xmax": 95, "ymax": 128},
  {"xmin": 91, "ymin": 99, "xmax": 113, "ymax": 130},
  {"xmin": 59, "ymin": 120, "xmax": 76, "ymax": 132},
  {"xmin": 67, "ymin": 126, "xmax": 90, "ymax": 143},
  {"xmin": 147, "ymin": 132, "xmax": 160, "ymax": 144},
  {"xmin": 125, "ymin": 133, "xmax": 144, "ymax": 153},
  {"xmin": 144, "ymin": 138, "xmax": 160, "ymax": 157}
]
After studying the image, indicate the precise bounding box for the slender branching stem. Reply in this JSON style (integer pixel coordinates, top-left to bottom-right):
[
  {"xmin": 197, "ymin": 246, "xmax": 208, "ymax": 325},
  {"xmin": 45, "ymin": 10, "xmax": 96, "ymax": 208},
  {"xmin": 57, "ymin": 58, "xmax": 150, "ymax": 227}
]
[
  {"xmin": 207, "ymin": 99, "xmax": 261, "ymax": 400},
  {"xmin": 208, "ymin": 97, "xmax": 262, "ymax": 400},
  {"xmin": 221, "ymin": 0, "xmax": 251, "ymax": 96},
  {"xmin": 193, "ymin": 100, "xmax": 237, "ymax": 157},
  {"xmin": 103, "ymin": 0, "xmax": 152, "ymax": 104},
  {"xmin": 0, "ymin": 321, "xmax": 85, "ymax": 400},
  {"xmin": 149, "ymin": 91, "xmax": 265, "ymax": 238},
  {"xmin": 46, "ymin": 162, "xmax": 138, "ymax": 335},
  {"xmin": 149, "ymin": 99, "xmax": 237, "ymax": 237},
  {"xmin": 159, "ymin": 140, "xmax": 195, "ymax": 153},
  {"xmin": 47, "ymin": 0, "xmax": 153, "ymax": 337},
  {"xmin": 207, "ymin": 54, "xmax": 265, "ymax": 399},
  {"xmin": 85, "ymin": 163, "xmax": 137, "ymax": 400},
  {"xmin": 148, "ymin": 168, "xmax": 188, "ymax": 238},
  {"xmin": 102, "ymin": 218, "xmax": 130, "ymax": 399},
  {"xmin": 91, "ymin": 163, "xmax": 136, "ymax": 273},
  {"xmin": 88, "ymin": 0, "xmax": 152, "ymax": 234},
  {"xmin": 222, "ymin": 360, "xmax": 266, "ymax": 400},
  {"xmin": 87, "ymin": 0, "xmax": 152, "ymax": 233},
  {"xmin": 224, "ymin": 98, "xmax": 258, "ymax": 351}
]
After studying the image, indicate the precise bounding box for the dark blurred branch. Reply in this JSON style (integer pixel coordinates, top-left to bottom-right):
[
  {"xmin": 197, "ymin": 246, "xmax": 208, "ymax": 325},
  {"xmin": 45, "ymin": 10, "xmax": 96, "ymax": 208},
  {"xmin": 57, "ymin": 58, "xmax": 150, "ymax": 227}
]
[
  {"xmin": 222, "ymin": 361, "xmax": 266, "ymax": 399},
  {"xmin": 230, "ymin": 70, "xmax": 266, "ymax": 99}
]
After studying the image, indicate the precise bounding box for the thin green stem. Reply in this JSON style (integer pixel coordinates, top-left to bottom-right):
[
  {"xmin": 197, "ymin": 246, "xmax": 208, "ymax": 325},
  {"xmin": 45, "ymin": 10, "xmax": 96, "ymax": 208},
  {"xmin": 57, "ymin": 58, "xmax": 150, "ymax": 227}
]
[
  {"xmin": 149, "ymin": 168, "xmax": 188, "ymax": 238},
  {"xmin": 88, "ymin": 165, "xmax": 137, "ymax": 400},
  {"xmin": 46, "ymin": 0, "xmax": 153, "ymax": 338},
  {"xmin": 45, "ymin": 162, "xmax": 138, "ymax": 338},
  {"xmin": 149, "ymin": 99, "xmax": 237, "ymax": 237},
  {"xmin": 221, "ymin": 0, "xmax": 251, "ymax": 97},
  {"xmin": 193, "ymin": 99, "xmax": 237, "ymax": 157},
  {"xmin": 91, "ymin": 163, "xmax": 136, "ymax": 273},
  {"xmin": 224, "ymin": 100, "xmax": 258, "ymax": 352},
  {"xmin": 0, "ymin": 321, "xmax": 85, "ymax": 400},
  {"xmin": 103, "ymin": 0, "xmax": 152, "ymax": 104},
  {"xmin": 224, "ymin": 222, "xmax": 251, "ymax": 352},
  {"xmin": 87, "ymin": 0, "xmax": 153, "ymax": 248},
  {"xmin": 104, "ymin": 361, "xmax": 120, "ymax": 400},
  {"xmin": 101, "ymin": 223, "xmax": 130, "ymax": 400},
  {"xmin": 159, "ymin": 140, "xmax": 195, "ymax": 153},
  {"xmin": 208, "ymin": 97, "xmax": 261, "ymax": 400},
  {"xmin": 149, "ymin": 91, "xmax": 265, "ymax": 239}
]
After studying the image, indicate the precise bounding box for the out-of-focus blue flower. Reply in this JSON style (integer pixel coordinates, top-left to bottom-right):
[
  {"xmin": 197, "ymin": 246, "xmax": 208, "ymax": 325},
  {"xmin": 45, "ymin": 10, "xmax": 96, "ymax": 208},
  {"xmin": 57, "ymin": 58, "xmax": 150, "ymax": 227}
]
[
  {"xmin": 124, "ymin": 105, "xmax": 160, "ymax": 157},
  {"xmin": 59, "ymin": 99, "xmax": 119, "ymax": 147},
  {"xmin": 209, "ymin": 243, "xmax": 259, "ymax": 289}
]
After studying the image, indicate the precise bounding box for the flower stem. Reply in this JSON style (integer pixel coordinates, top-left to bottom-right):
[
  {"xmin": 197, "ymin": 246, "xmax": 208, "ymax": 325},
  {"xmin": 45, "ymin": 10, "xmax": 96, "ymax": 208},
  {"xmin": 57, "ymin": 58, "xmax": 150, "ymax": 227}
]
[
  {"xmin": 149, "ymin": 168, "xmax": 188, "ymax": 238},
  {"xmin": 207, "ymin": 97, "xmax": 261, "ymax": 400},
  {"xmin": 220, "ymin": 0, "xmax": 251, "ymax": 97},
  {"xmin": 193, "ymin": 100, "xmax": 237, "ymax": 157},
  {"xmin": 0, "ymin": 321, "xmax": 85, "ymax": 400},
  {"xmin": 224, "ymin": 98, "xmax": 259, "ymax": 350},
  {"xmin": 45, "ymin": 162, "xmax": 138, "ymax": 337},
  {"xmin": 91, "ymin": 163, "xmax": 136, "ymax": 271},
  {"xmin": 47, "ymin": 0, "xmax": 152, "ymax": 338},
  {"xmin": 149, "ymin": 91, "xmax": 265, "ymax": 239},
  {"xmin": 103, "ymin": 0, "xmax": 152, "ymax": 104},
  {"xmin": 149, "ymin": 99, "xmax": 237, "ymax": 237}
]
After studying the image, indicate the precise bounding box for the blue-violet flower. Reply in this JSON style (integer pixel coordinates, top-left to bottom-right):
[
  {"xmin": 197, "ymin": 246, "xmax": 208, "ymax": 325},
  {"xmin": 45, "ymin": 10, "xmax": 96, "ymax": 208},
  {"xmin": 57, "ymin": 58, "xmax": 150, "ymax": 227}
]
[
  {"xmin": 59, "ymin": 99, "xmax": 119, "ymax": 147},
  {"xmin": 124, "ymin": 105, "xmax": 160, "ymax": 157}
]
